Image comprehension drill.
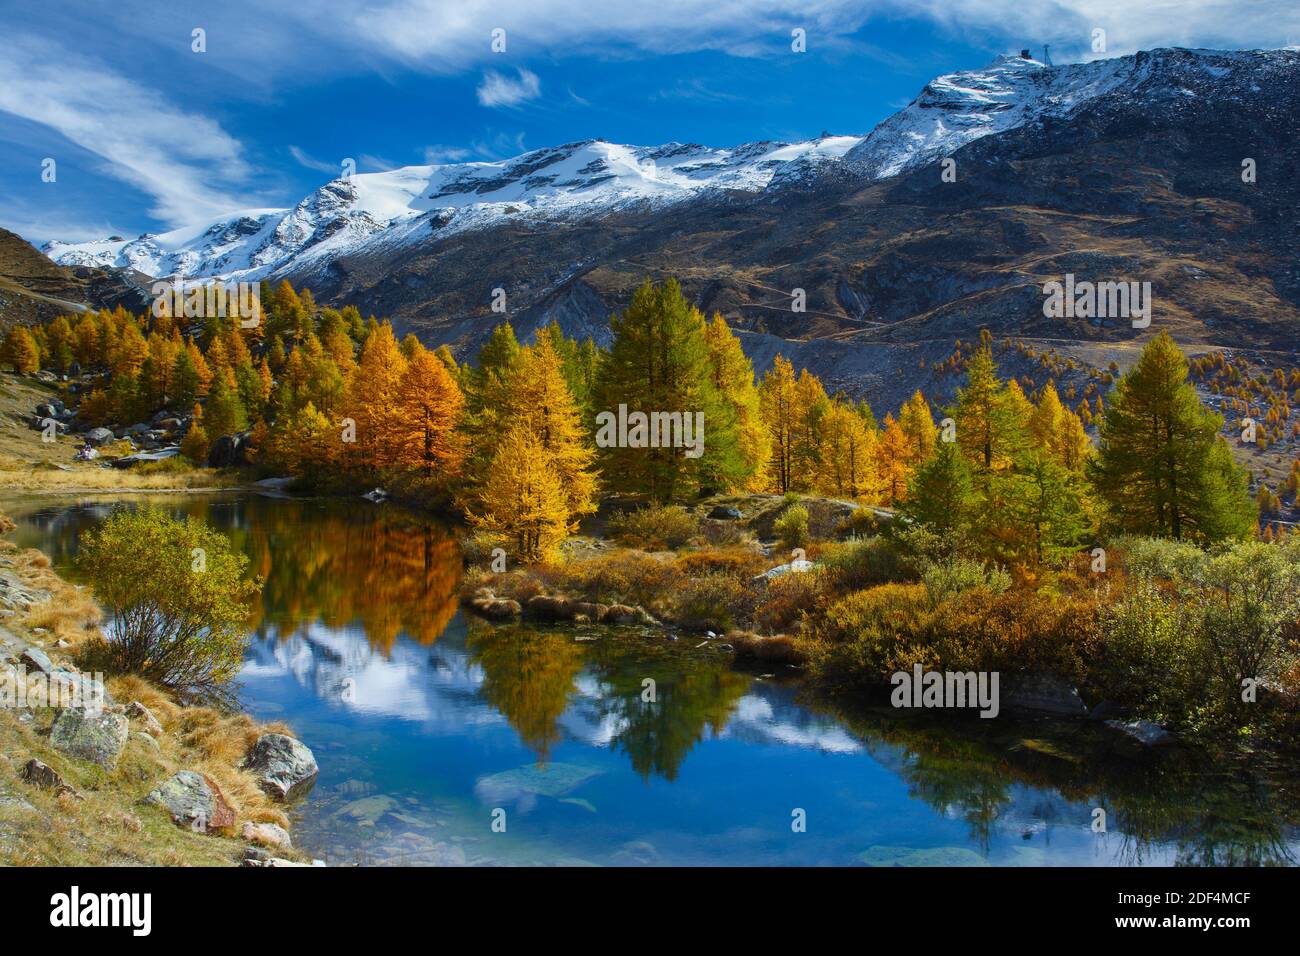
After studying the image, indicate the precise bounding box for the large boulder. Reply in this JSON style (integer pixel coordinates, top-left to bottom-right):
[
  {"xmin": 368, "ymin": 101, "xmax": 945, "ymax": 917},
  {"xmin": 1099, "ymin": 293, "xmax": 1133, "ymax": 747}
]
[
  {"xmin": 207, "ymin": 432, "xmax": 251, "ymax": 468},
  {"xmin": 1004, "ymin": 674, "xmax": 1088, "ymax": 717},
  {"xmin": 243, "ymin": 733, "xmax": 318, "ymax": 801},
  {"xmin": 83, "ymin": 427, "xmax": 116, "ymax": 446},
  {"xmin": 708, "ymin": 505, "xmax": 744, "ymax": 521},
  {"xmin": 146, "ymin": 771, "xmax": 236, "ymax": 830},
  {"xmin": 50, "ymin": 707, "xmax": 129, "ymax": 769}
]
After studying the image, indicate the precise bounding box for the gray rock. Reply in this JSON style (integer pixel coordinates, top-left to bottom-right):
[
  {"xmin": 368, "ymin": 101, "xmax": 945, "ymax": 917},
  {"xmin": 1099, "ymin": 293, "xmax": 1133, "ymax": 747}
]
[
  {"xmin": 243, "ymin": 733, "xmax": 319, "ymax": 801},
  {"xmin": 145, "ymin": 771, "xmax": 236, "ymax": 830},
  {"xmin": 20, "ymin": 646, "xmax": 53, "ymax": 675},
  {"xmin": 50, "ymin": 708, "xmax": 129, "ymax": 769},
  {"xmin": 83, "ymin": 427, "xmax": 116, "ymax": 446},
  {"xmin": 206, "ymin": 432, "xmax": 250, "ymax": 468},
  {"xmin": 707, "ymin": 506, "xmax": 744, "ymax": 520},
  {"xmin": 1004, "ymin": 674, "xmax": 1088, "ymax": 717},
  {"xmin": 1105, "ymin": 719, "xmax": 1174, "ymax": 747},
  {"xmin": 131, "ymin": 731, "xmax": 160, "ymax": 751},
  {"xmin": 752, "ymin": 559, "xmax": 815, "ymax": 582},
  {"xmin": 126, "ymin": 700, "xmax": 164, "ymax": 737}
]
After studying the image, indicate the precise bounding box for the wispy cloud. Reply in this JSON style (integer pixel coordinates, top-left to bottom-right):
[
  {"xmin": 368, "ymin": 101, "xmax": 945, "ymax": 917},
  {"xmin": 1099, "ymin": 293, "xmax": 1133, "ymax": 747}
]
[
  {"xmin": 289, "ymin": 145, "xmax": 339, "ymax": 174},
  {"xmin": 0, "ymin": 33, "xmax": 254, "ymax": 226},
  {"xmin": 422, "ymin": 144, "xmax": 473, "ymax": 164},
  {"xmin": 476, "ymin": 68, "xmax": 542, "ymax": 107}
]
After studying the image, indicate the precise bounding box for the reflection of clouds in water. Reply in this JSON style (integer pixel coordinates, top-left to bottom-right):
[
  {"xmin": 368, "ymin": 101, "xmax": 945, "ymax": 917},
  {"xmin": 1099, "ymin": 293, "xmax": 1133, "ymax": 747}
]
[
  {"xmin": 721, "ymin": 688, "xmax": 865, "ymax": 755},
  {"xmin": 241, "ymin": 619, "xmax": 506, "ymax": 730}
]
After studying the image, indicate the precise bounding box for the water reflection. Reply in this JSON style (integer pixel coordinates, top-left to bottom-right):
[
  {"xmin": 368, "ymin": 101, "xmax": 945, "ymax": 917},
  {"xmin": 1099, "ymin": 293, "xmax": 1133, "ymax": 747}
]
[{"xmin": 2, "ymin": 492, "xmax": 1297, "ymax": 866}]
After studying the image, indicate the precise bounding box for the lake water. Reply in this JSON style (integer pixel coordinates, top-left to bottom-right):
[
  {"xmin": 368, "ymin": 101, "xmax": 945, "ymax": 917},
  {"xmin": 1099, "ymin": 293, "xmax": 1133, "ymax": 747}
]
[{"xmin": 4, "ymin": 492, "xmax": 1297, "ymax": 866}]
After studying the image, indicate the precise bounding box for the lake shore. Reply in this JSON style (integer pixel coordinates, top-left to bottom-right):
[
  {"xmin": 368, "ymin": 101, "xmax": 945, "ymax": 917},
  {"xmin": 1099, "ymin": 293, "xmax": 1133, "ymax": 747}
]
[{"xmin": 0, "ymin": 506, "xmax": 317, "ymax": 866}]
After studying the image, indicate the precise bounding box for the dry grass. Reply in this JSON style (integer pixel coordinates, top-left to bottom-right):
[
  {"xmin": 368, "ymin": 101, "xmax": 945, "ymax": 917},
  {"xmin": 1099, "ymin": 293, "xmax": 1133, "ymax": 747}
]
[{"xmin": 0, "ymin": 456, "xmax": 233, "ymax": 492}]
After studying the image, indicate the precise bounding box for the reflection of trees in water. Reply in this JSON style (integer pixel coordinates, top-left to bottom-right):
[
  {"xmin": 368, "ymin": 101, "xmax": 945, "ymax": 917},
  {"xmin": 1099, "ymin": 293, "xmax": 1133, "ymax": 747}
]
[
  {"xmin": 466, "ymin": 622, "xmax": 750, "ymax": 781},
  {"xmin": 466, "ymin": 625, "xmax": 585, "ymax": 762},
  {"xmin": 13, "ymin": 495, "xmax": 464, "ymax": 654},
  {"xmin": 229, "ymin": 499, "xmax": 461, "ymax": 653},
  {"xmin": 588, "ymin": 642, "xmax": 750, "ymax": 782},
  {"xmin": 829, "ymin": 704, "xmax": 1300, "ymax": 866}
]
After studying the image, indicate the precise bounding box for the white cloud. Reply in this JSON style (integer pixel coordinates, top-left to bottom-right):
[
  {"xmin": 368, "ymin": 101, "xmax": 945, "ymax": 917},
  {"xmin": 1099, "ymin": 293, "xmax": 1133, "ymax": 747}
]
[
  {"xmin": 422, "ymin": 144, "xmax": 473, "ymax": 163},
  {"xmin": 349, "ymin": 0, "xmax": 1300, "ymax": 66},
  {"xmin": 476, "ymin": 67, "xmax": 542, "ymax": 107},
  {"xmin": 289, "ymin": 145, "xmax": 340, "ymax": 174},
  {"xmin": 0, "ymin": 33, "xmax": 253, "ymax": 227}
]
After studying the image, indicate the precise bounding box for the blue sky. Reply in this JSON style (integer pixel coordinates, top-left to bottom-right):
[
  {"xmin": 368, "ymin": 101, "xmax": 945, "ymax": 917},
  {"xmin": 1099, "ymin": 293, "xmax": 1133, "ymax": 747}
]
[{"xmin": 2, "ymin": 0, "xmax": 1297, "ymax": 244}]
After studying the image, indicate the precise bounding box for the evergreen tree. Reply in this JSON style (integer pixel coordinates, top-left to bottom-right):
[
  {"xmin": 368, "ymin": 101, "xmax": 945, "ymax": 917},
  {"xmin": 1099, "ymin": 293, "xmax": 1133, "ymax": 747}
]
[
  {"xmin": 204, "ymin": 373, "xmax": 248, "ymax": 439},
  {"xmin": 1087, "ymin": 332, "xmax": 1255, "ymax": 542},
  {"xmin": 902, "ymin": 441, "xmax": 974, "ymax": 537},
  {"xmin": 593, "ymin": 279, "xmax": 740, "ymax": 501}
]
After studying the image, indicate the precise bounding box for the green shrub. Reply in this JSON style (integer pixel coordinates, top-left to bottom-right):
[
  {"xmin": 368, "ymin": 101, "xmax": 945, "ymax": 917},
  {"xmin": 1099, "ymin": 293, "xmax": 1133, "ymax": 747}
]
[
  {"xmin": 920, "ymin": 557, "xmax": 1011, "ymax": 606},
  {"xmin": 774, "ymin": 504, "xmax": 809, "ymax": 550},
  {"xmin": 75, "ymin": 507, "xmax": 259, "ymax": 704},
  {"xmin": 818, "ymin": 536, "xmax": 910, "ymax": 589},
  {"xmin": 671, "ymin": 572, "xmax": 756, "ymax": 632},
  {"xmin": 608, "ymin": 504, "xmax": 697, "ymax": 550}
]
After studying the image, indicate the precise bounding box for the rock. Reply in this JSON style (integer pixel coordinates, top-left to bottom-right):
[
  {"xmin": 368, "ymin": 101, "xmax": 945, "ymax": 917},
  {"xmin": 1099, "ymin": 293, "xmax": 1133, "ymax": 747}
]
[
  {"xmin": 243, "ymin": 856, "xmax": 323, "ymax": 867},
  {"xmin": 155, "ymin": 417, "xmax": 184, "ymax": 432},
  {"xmin": 753, "ymin": 559, "xmax": 814, "ymax": 582},
  {"xmin": 1004, "ymin": 674, "xmax": 1088, "ymax": 717},
  {"xmin": 467, "ymin": 588, "xmax": 522, "ymax": 621},
  {"xmin": 707, "ymin": 506, "xmax": 744, "ymax": 520},
  {"xmin": 241, "ymin": 821, "xmax": 292, "ymax": 849},
  {"xmin": 19, "ymin": 758, "xmax": 79, "ymax": 797},
  {"xmin": 20, "ymin": 646, "xmax": 53, "ymax": 675},
  {"xmin": 131, "ymin": 731, "xmax": 160, "ymax": 751},
  {"xmin": 0, "ymin": 573, "xmax": 52, "ymax": 610},
  {"xmin": 146, "ymin": 770, "xmax": 236, "ymax": 830},
  {"xmin": 206, "ymin": 432, "xmax": 250, "ymax": 468},
  {"xmin": 243, "ymin": 733, "xmax": 319, "ymax": 801},
  {"xmin": 50, "ymin": 707, "xmax": 129, "ymax": 769},
  {"xmin": 125, "ymin": 422, "xmax": 151, "ymax": 436},
  {"xmin": 525, "ymin": 594, "xmax": 574, "ymax": 621},
  {"xmin": 83, "ymin": 427, "xmax": 116, "ymax": 446},
  {"xmin": 126, "ymin": 700, "xmax": 164, "ymax": 737},
  {"xmin": 1105, "ymin": 719, "xmax": 1174, "ymax": 747},
  {"xmin": 1087, "ymin": 699, "xmax": 1127, "ymax": 722},
  {"xmin": 362, "ymin": 487, "xmax": 388, "ymax": 502},
  {"xmin": 110, "ymin": 447, "xmax": 180, "ymax": 469}
]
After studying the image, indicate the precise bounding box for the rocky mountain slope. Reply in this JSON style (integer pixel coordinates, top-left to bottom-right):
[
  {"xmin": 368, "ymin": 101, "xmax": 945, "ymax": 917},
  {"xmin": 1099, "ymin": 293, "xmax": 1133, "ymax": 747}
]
[
  {"xmin": 0, "ymin": 229, "xmax": 151, "ymax": 331},
  {"xmin": 26, "ymin": 47, "xmax": 1300, "ymax": 408}
]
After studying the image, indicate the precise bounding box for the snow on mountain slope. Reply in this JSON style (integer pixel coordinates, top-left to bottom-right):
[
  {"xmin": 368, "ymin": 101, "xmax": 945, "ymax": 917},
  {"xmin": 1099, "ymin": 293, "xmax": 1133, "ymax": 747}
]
[
  {"xmin": 844, "ymin": 47, "xmax": 1292, "ymax": 178},
  {"xmin": 42, "ymin": 137, "xmax": 864, "ymax": 281},
  {"xmin": 40, "ymin": 48, "xmax": 1294, "ymax": 283}
]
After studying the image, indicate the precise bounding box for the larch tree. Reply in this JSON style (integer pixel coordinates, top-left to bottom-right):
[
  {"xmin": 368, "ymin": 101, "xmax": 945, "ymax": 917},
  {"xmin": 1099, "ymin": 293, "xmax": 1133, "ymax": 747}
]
[
  {"xmin": 704, "ymin": 312, "xmax": 770, "ymax": 490},
  {"xmin": 898, "ymin": 389, "xmax": 936, "ymax": 467},
  {"xmin": 471, "ymin": 423, "xmax": 572, "ymax": 563},
  {"xmin": 760, "ymin": 355, "xmax": 799, "ymax": 494},
  {"xmin": 395, "ymin": 345, "xmax": 465, "ymax": 479},
  {"xmin": 345, "ymin": 322, "xmax": 408, "ymax": 471},
  {"xmin": 1087, "ymin": 332, "xmax": 1255, "ymax": 542}
]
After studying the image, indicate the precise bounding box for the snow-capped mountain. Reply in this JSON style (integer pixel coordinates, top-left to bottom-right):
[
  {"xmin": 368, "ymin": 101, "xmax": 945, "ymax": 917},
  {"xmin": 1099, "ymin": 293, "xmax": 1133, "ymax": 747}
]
[
  {"xmin": 41, "ymin": 47, "xmax": 1294, "ymax": 286},
  {"xmin": 42, "ymin": 137, "xmax": 863, "ymax": 280}
]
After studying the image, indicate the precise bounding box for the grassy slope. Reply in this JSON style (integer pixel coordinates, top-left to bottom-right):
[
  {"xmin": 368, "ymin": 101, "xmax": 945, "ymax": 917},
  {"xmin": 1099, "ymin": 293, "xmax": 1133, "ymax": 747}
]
[
  {"xmin": 0, "ymin": 530, "xmax": 305, "ymax": 866},
  {"xmin": 0, "ymin": 372, "xmax": 238, "ymax": 492}
]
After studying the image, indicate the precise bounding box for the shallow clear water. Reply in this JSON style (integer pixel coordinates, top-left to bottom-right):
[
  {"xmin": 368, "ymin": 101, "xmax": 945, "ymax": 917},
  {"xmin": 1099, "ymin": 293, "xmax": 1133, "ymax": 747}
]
[{"xmin": 5, "ymin": 492, "xmax": 1297, "ymax": 866}]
